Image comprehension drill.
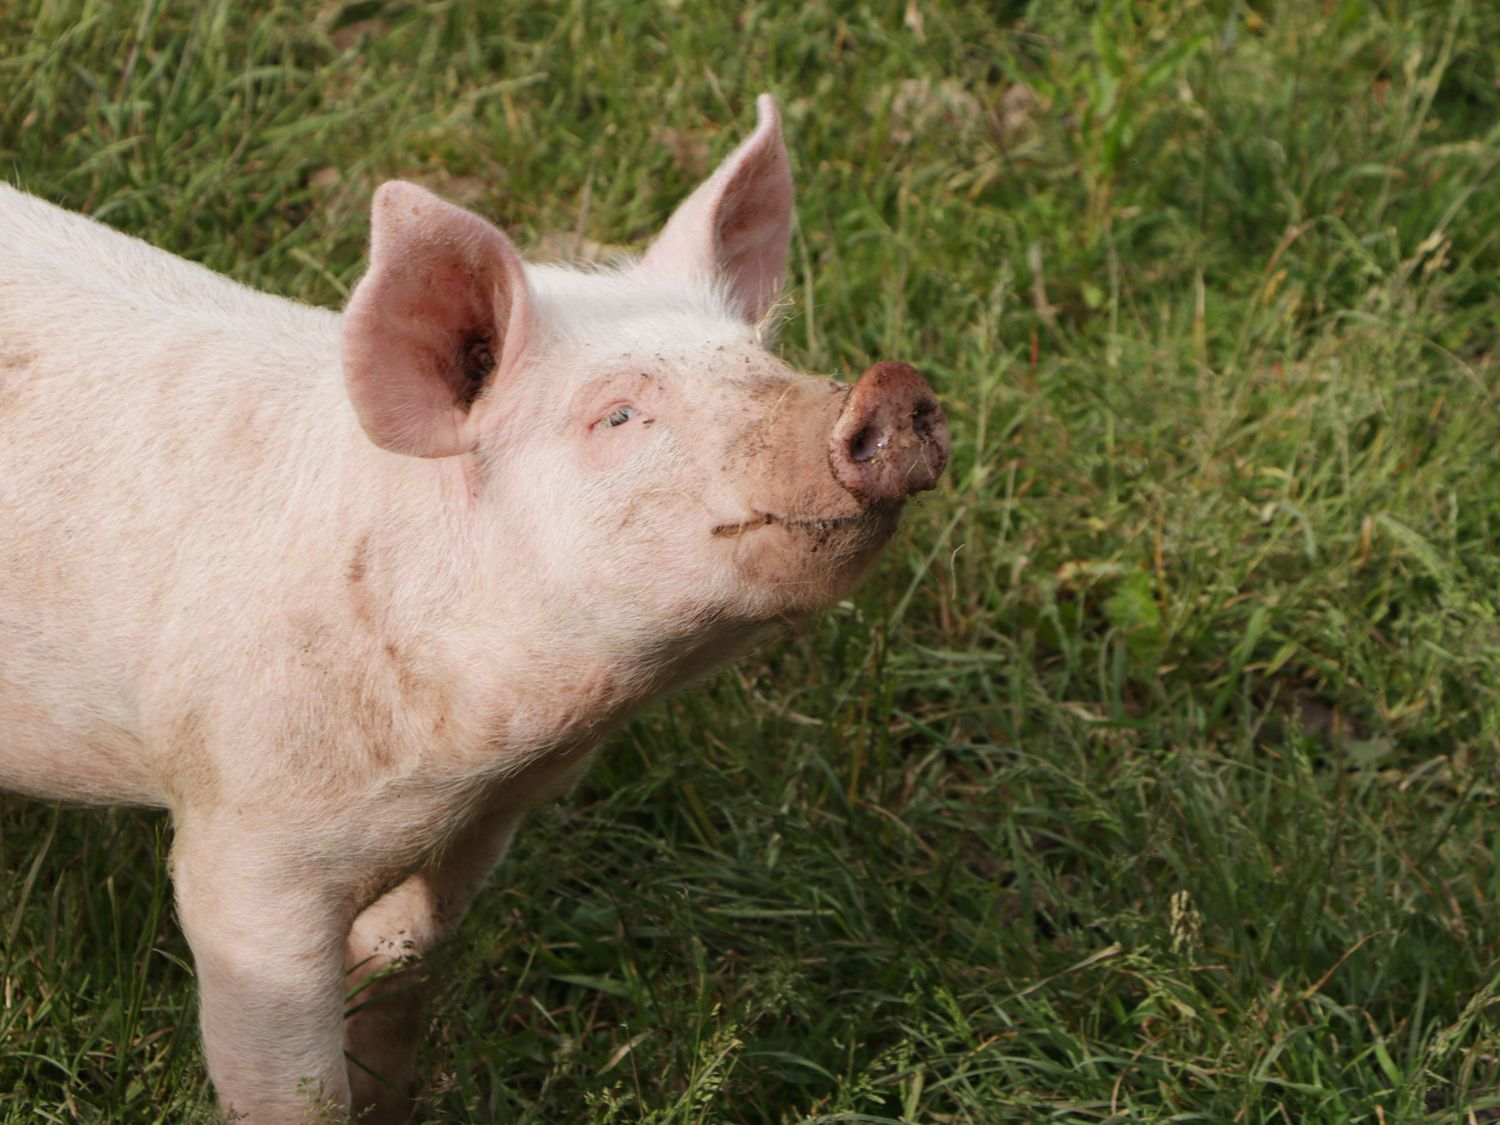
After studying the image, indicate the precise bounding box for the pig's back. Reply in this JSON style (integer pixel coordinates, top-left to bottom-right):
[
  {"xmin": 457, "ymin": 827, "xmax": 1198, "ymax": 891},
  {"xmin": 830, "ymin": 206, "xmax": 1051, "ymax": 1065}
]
[
  {"xmin": 0, "ymin": 183, "xmax": 285, "ymax": 318},
  {"xmin": 0, "ymin": 184, "xmax": 342, "ymax": 409}
]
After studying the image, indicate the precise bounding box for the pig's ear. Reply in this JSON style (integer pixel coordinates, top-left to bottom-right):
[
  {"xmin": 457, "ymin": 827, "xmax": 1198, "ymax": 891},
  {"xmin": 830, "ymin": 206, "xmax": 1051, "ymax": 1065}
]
[
  {"xmin": 342, "ymin": 181, "xmax": 533, "ymax": 458},
  {"xmin": 642, "ymin": 94, "xmax": 793, "ymax": 324}
]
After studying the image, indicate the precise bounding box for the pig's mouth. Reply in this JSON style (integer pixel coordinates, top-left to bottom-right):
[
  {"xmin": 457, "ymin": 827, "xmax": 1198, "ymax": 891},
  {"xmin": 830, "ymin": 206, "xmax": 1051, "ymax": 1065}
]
[
  {"xmin": 707, "ymin": 503, "xmax": 903, "ymax": 608},
  {"xmin": 709, "ymin": 507, "xmax": 893, "ymax": 540}
]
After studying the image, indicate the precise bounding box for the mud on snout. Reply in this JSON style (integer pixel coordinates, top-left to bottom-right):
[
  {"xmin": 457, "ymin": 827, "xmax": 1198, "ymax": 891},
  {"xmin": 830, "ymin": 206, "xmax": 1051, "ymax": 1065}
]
[{"xmin": 710, "ymin": 360, "xmax": 950, "ymax": 607}]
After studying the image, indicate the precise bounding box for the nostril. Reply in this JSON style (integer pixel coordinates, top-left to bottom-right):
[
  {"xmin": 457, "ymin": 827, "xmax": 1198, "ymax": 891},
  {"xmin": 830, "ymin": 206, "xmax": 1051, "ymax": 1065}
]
[
  {"xmin": 911, "ymin": 400, "xmax": 936, "ymax": 441},
  {"xmin": 849, "ymin": 425, "xmax": 884, "ymax": 463}
]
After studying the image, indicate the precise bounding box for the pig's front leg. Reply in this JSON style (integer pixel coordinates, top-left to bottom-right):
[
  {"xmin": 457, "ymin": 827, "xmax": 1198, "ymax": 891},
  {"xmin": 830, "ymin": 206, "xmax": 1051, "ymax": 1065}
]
[
  {"xmin": 171, "ymin": 825, "xmax": 356, "ymax": 1122},
  {"xmin": 343, "ymin": 807, "xmax": 523, "ymax": 1124}
]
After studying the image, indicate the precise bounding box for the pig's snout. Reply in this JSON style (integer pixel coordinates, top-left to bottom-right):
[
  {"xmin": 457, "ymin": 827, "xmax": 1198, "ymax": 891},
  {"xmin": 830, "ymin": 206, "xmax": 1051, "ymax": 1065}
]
[{"xmin": 829, "ymin": 362, "xmax": 950, "ymax": 504}]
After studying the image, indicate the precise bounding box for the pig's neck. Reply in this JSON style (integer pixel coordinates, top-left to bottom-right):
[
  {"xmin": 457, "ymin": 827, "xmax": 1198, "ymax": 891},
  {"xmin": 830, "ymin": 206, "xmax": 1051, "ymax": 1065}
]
[
  {"xmin": 454, "ymin": 574, "xmax": 776, "ymax": 774},
  {"xmin": 481, "ymin": 614, "xmax": 773, "ymax": 752},
  {"xmin": 342, "ymin": 448, "xmax": 772, "ymax": 787}
]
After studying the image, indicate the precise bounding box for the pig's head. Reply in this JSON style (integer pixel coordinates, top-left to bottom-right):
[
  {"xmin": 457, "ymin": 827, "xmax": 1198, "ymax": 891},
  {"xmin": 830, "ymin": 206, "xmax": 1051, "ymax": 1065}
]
[{"xmin": 341, "ymin": 96, "xmax": 948, "ymax": 663}]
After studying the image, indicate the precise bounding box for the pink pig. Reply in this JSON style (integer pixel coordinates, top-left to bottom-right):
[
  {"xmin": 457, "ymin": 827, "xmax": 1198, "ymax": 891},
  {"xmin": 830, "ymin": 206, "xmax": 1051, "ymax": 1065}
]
[{"xmin": 0, "ymin": 96, "xmax": 948, "ymax": 1122}]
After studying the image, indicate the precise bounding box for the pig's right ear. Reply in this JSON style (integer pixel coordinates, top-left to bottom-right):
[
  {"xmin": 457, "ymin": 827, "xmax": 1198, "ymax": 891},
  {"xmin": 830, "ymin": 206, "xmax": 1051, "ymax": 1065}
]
[{"xmin": 342, "ymin": 181, "xmax": 533, "ymax": 458}]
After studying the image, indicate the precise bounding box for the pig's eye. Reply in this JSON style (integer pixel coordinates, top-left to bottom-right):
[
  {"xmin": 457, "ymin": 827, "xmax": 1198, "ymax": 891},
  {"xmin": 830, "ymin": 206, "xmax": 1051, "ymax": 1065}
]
[{"xmin": 600, "ymin": 405, "xmax": 636, "ymax": 429}]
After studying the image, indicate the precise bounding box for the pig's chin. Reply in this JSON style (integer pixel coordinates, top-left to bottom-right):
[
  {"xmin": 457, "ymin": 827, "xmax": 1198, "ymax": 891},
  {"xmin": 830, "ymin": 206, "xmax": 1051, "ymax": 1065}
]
[{"xmin": 711, "ymin": 501, "xmax": 903, "ymax": 616}]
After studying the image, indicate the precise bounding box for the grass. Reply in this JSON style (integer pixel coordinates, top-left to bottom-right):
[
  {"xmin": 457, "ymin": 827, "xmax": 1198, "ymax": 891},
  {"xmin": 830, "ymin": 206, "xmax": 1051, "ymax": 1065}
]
[{"xmin": 3, "ymin": 0, "xmax": 1500, "ymax": 1120}]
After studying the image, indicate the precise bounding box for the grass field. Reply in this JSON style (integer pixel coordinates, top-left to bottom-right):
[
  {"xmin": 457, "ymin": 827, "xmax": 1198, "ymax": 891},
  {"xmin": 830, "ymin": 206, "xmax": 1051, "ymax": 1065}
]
[{"xmin": 4, "ymin": 1, "xmax": 1500, "ymax": 1121}]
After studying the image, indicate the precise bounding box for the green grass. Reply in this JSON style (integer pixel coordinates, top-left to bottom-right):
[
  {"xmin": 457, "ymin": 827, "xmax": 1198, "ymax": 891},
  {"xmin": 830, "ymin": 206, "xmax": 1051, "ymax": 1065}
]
[{"xmin": 4, "ymin": 0, "xmax": 1500, "ymax": 1120}]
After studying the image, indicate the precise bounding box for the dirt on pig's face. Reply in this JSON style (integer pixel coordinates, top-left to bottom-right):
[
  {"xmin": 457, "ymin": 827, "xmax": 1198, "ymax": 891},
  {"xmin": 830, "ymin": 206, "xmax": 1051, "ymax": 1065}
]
[
  {"xmin": 479, "ymin": 323, "xmax": 946, "ymax": 644},
  {"xmin": 699, "ymin": 360, "xmax": 902, "ymax": 604}
]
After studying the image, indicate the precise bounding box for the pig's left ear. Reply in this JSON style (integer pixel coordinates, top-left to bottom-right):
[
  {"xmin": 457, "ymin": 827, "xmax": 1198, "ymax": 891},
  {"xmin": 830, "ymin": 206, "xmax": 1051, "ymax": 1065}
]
[
  {"xmin": 642, "ymin": 94, "xmax": 793, "ymax": 324},
  {"xmin": 343, "ymin": 181, "xmax": 533, "ymax": 458}
]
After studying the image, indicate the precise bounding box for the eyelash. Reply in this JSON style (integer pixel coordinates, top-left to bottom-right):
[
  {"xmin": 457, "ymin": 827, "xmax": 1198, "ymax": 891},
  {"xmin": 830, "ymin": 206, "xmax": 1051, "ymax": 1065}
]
[{"xmin": 601, "ymin": 405, "xmax": 635, "ymax": 428}]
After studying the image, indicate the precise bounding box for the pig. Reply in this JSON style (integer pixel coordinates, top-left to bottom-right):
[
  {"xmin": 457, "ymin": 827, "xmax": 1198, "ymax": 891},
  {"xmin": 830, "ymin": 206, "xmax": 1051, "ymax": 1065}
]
[{"xmin": 0, "ymin": 95, "xmax": 948, "ymax": 1122}]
